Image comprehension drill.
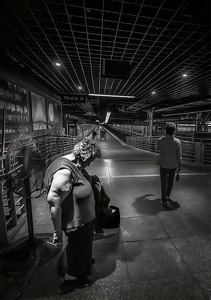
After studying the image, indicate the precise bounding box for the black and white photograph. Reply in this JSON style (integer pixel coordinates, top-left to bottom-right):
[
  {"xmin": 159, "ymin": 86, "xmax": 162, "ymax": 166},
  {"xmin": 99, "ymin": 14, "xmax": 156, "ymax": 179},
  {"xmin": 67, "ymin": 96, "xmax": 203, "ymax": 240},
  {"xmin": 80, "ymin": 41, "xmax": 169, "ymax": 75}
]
[{"xmin": 0, "ymin": 0, "xmax": 210, "ymax": 299}]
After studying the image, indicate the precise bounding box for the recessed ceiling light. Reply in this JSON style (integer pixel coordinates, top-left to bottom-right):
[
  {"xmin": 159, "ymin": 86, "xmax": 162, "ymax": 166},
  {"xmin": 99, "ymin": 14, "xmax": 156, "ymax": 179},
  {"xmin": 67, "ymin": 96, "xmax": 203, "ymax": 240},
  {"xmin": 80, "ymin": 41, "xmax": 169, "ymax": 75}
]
[
  {"xmin": 55, "ymin": 62, "xmax": 61, "ymax": 66},
  {"xmin": 152, "ymin": 91, "xmax": 156, "ymax": 95},
  {"xmin": 182, "ymin": 73, "xmax": 188, "ymax": 77},
  {"xmin": 78, "ymin": 86, "xmax": 82, "ymax": 90}
]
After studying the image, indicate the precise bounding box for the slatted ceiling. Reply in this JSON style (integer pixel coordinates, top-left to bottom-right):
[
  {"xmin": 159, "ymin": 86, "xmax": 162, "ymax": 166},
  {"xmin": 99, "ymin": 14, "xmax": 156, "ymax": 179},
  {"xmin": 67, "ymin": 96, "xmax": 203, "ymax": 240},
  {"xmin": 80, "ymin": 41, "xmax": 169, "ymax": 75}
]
[{"xmin": 0, "ymin": 0, "xmax": 210, "ymax": 122}]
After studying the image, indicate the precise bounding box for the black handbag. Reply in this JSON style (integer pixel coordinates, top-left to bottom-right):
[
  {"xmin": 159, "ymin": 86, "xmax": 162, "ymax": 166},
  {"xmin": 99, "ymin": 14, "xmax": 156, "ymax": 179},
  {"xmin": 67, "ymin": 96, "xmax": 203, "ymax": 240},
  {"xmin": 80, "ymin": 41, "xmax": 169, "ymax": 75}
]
[{"xmin": 101, "ymin": 205, "xmax": 120, "ymax": 229}]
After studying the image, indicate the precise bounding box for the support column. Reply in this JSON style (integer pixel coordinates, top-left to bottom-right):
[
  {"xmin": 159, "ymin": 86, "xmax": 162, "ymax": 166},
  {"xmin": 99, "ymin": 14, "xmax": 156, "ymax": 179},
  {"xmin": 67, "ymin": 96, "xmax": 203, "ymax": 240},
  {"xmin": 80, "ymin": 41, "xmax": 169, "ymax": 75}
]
[{"xmin": 147, "ymin": 109, "xmax": 154, "ymax": 136}]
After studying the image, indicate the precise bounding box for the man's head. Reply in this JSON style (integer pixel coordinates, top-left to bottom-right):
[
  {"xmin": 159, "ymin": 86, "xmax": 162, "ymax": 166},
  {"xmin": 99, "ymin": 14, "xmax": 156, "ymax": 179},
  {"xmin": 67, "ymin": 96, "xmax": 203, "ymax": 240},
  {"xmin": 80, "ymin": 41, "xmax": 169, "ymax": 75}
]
[{"xmin": 165, "ymin": 122, "xmax": 176, "ymax": 135}]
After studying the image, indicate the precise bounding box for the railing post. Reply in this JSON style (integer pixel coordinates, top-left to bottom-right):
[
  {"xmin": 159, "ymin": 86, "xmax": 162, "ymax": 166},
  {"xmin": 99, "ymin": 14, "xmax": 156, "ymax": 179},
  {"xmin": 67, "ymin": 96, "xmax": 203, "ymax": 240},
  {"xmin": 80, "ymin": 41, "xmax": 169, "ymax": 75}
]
[
  {"xmin": 0, "ymin": 108, "xmax": 8, "ymax": 244},
  {"xmin": 6, "ymin": 176, "xmax": 17, "ymax": 227},
  {"xmin": 23, "ymin": 176, "xmax": 34, "ymax": 242},
  {"xmin": 200, "ymin": 143, "xmax": 205, "ymax": 164},
  {"xmin": 0, "ymin": 181, "xmax": 8, "ymax": 245}
]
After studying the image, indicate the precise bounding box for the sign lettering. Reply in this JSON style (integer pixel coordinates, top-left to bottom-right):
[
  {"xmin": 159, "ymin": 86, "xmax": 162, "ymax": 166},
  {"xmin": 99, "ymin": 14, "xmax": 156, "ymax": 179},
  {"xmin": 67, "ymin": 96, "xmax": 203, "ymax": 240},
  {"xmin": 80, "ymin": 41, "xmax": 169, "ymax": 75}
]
[{"xmin": 61, "ymin": 94, "xmax": 86, "ymax": 103}]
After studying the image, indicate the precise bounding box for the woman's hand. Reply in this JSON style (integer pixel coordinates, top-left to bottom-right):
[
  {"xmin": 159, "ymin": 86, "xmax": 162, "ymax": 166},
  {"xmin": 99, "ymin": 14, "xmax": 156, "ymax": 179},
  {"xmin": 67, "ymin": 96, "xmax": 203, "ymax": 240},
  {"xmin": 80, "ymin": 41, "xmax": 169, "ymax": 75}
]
[
  {"xmin": 95, "ymin": 182, "xmax": 101, "ymax": 192},
  {"xmin": 53, "ymin": 231, "xmax": 63, "ymax": 244},
  {"xmin": 46, "ymin": 231, "xmax": 63, "ymax": 248}
]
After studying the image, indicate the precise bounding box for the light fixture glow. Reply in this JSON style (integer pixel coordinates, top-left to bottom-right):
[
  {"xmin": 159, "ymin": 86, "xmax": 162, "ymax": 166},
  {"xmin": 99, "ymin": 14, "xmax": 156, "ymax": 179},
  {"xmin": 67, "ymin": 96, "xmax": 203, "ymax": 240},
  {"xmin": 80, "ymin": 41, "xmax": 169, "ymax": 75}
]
[
  {"xmin": 152, "ymin": 91, "xmax": 156, "ymax": 95},
  {"xmin": 78, "ymin": 86, "xmax": 82, "ymax": 90},
  {"xmin": 105, "ymin": 111, "xmax": 111, "ymax": 123},
  {"xmin": 89, "ymin": 93, "xmax": 135, "ymax": 98},
  {"xmin": 182, "ymin": 73, "xmax": 188, "ymax": 77},
  {"xmin": 177, "ymin": 124, "xmax": 195, "ymax": 127},
  {"xmin": 55, "ymin": 62, "xmax": 61, "ymax": 66}
]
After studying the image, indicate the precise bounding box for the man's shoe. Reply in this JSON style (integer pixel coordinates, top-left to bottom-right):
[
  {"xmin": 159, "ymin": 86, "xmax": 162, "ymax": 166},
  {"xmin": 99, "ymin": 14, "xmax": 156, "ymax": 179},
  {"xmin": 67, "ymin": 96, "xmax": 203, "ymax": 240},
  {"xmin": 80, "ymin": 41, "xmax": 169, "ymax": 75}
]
[
  {"xmin": 161, "ymin": 200, "xmax": 168, "ymax": 208},
  {"xmin": 91, "ymin": 258, "xmax": 96, "ymax": 264}
]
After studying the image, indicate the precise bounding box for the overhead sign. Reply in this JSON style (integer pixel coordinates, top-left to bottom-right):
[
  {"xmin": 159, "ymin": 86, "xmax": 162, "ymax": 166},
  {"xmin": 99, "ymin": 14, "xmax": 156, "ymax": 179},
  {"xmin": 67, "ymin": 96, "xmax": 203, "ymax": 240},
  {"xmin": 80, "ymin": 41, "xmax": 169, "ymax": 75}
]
[{"xmin": 61, "ymin": 94, "xmax": 86, "ymax": 103}]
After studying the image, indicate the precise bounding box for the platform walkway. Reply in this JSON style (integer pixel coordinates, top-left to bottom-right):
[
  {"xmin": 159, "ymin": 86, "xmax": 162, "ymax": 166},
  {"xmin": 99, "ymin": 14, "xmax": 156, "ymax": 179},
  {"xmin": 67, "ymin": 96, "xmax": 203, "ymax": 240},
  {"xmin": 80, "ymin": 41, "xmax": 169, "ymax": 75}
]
[{"xmin": 17, "ymin": 131, "xmax": 211, "ymax": 299}]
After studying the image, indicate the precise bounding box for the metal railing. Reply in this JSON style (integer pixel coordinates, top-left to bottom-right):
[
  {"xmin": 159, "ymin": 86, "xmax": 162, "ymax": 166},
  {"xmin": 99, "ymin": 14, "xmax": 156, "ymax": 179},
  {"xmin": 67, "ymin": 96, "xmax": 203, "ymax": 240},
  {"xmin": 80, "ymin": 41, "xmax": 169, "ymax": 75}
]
[
  {"xmin": 107, "ymin": 126, "xmax": 211, "ymax": 166},
  {"xmin": 126, "ymin": 135, "xmax": 211, "ymax": 166},
  {"xmin": 0, "ymin": 135, "xmax": 80, "ymax": 245}
]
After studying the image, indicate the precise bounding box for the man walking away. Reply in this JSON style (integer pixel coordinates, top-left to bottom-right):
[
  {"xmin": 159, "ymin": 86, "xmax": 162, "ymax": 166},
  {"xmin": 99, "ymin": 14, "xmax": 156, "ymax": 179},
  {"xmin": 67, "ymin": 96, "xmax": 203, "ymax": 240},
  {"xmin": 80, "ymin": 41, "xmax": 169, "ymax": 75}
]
[{"xmin": 157, "ymin": 122, "xmax": 182, "ymax": 208}]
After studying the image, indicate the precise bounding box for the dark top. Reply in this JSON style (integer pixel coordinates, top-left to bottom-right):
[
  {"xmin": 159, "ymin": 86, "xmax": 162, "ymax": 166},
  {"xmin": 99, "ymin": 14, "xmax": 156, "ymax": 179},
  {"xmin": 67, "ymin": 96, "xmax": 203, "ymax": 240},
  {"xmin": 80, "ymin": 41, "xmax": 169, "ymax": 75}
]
[{"xmin": 44, "ymin": 157, "xmax": 95, "ymax": 233}]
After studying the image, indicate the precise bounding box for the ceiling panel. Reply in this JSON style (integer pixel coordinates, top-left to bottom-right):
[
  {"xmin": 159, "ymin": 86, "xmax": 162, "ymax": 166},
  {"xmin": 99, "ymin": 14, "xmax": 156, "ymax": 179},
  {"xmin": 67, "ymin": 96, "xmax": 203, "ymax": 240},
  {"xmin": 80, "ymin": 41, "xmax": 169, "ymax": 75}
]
[{"xmin": 0, "ymin": 0, "xmax": 210, "ymax": 123}]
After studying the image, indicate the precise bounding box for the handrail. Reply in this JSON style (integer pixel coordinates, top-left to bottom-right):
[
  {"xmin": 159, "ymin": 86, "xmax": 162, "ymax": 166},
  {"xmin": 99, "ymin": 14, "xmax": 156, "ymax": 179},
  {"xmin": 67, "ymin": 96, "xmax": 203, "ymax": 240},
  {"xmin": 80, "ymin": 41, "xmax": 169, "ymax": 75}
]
[
  {"xmin": 126, "ymin": 135, "xmax": 211, "ymax": 166},
  {"xmin": 110, "ymin": 125, "xmax": 211, "ymax": 144},
  {"xmin": 107, "ymin": 126, "xmax": 211, "ymax": 167},
  {"xmin": 0, "ymin": 134, "xmax": 81, "ymax": 245}
]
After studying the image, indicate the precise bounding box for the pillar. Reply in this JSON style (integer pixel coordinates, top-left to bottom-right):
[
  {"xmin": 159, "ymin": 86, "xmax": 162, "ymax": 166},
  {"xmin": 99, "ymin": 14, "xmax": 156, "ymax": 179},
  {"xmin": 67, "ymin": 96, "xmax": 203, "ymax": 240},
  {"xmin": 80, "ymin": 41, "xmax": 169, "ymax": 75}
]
[{"xmin": 147, "ymin": 109, "xmax": 154, "ymax": 136}]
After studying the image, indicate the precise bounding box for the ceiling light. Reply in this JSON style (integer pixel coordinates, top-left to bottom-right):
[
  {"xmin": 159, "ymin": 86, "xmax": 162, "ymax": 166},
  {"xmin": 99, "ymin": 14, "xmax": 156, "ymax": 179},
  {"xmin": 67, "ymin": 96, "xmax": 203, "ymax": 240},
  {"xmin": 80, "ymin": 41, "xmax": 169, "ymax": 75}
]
[
  {"xmin": 182, "ymin": 73, "xmax": 188, "ymax": 77},
  {"xmin": 89, "ymin": 93, "xmax": 135, "ymax": 98},
  {"xmin": 152, "ymin": 91, "xmax": 156, "ymax": 95},
  {"xmin": 78, "ymin": 86, "xmax": 82, "ymax": 90},
  {"xmin": 55, "ymin": 62, "xmax": 61, "ymax": 66}
]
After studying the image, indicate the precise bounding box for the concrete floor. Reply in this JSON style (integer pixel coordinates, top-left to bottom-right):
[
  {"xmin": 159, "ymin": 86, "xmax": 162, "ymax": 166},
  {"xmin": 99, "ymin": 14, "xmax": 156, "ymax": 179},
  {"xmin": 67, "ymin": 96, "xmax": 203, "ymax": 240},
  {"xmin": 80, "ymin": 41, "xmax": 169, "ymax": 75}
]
[{"xmin": 18, "ymin": 131, "xmax": 211, "ymax": 299}]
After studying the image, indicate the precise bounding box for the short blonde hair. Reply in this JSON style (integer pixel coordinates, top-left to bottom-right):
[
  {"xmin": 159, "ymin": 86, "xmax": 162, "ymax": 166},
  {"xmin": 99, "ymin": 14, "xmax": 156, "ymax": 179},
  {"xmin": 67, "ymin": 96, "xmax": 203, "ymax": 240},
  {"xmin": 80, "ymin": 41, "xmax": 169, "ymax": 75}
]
[{"xmin": 73, "ymin": 138, "xmax": 98, "ymax": 162}]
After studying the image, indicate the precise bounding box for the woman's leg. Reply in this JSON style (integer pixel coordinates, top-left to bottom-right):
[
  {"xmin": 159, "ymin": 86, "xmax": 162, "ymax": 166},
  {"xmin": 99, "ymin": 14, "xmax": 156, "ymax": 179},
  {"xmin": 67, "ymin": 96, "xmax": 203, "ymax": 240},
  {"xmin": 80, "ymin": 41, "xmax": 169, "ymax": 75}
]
[{"xmin": 66, "ymin": 221, "xmax": 94, "ymax": 278}]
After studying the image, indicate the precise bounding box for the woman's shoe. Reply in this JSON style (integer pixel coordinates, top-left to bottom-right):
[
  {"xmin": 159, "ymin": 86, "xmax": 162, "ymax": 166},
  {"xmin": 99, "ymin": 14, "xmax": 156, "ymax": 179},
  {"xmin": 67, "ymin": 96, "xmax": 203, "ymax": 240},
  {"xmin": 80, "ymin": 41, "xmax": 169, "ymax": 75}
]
[
  {"xmin": 76, "ymin": 277, "xmax": 91, "ymax": 288},
  {"xmin": 95, "ymin": 228, "xmax": 104, "ymax": 234},
  {"xmin": 63, "ymin": 277, "xmax": 91, "ymax": 288}
]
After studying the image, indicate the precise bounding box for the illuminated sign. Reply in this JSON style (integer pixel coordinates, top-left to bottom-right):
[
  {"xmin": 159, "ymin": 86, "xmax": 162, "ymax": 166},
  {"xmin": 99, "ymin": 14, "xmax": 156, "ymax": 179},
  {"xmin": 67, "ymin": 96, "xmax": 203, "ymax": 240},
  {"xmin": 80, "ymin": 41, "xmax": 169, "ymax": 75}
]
[{"xmin": 61, "ymin": 94, "xmax": 86, "ymax": 103}]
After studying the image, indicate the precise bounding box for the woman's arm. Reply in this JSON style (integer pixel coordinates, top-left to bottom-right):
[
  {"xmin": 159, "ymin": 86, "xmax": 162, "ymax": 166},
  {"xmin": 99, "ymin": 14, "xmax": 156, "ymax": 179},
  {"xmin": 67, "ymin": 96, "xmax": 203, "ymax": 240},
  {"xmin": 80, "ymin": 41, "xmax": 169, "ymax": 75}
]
[{"xmin": 47, "ymin": 169, "xmax": 72, "ymax": 243}]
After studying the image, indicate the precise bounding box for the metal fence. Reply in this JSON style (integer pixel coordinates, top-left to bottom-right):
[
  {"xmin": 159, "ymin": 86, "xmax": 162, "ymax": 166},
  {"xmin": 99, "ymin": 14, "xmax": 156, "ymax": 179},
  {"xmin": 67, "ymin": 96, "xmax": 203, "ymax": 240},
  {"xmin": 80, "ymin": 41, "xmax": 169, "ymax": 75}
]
[
  {"xmin": 126, "ymin": 136, "xmax": 211, "ymax": 166},
  {"xmin": 0, "ymin": 135, "xmax": 80, "ymax": 245}
]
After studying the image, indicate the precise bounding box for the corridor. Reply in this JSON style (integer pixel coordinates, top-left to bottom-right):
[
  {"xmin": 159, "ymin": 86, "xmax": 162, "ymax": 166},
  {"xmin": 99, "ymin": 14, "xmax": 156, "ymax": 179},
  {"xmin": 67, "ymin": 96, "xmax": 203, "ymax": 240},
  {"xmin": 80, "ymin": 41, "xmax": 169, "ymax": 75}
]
[{"xmin": 21, "ymin": 130, "xmax": 211, "ymax": 299}]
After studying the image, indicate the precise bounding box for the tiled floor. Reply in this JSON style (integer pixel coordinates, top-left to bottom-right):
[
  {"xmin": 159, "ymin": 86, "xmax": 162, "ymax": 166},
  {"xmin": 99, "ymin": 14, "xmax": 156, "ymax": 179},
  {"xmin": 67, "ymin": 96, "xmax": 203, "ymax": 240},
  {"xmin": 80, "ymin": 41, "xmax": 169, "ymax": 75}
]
[{"xmin": 21, "ymin": 130, "xmax": 211, "ymax": 299}]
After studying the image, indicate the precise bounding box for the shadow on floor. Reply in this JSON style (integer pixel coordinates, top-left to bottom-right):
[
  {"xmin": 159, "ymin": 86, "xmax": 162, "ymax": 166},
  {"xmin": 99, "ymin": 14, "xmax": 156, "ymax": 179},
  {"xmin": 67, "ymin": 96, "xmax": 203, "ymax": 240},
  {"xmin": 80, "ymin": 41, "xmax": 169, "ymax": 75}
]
[
  {"xmin": 34, "ymin": 233, "xmax": 63, "ymax": 267},
  {"xmin": 93, "ymin": 232, "xmax": 117, "ymax": 241},
  {"xmin": 133, "ymin": 194, "xmax": 180, "ymax": 215},
  {"xmin": 21, "ymin": 230, "xmax": 124, "ymax": 298},
  {"xmin": 0, "ymin": 233, "xmax": 67, "ymax": 299},
  {"xmin": 0, "ymin": 238, "xmax": 39, "ymax": 300}
]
